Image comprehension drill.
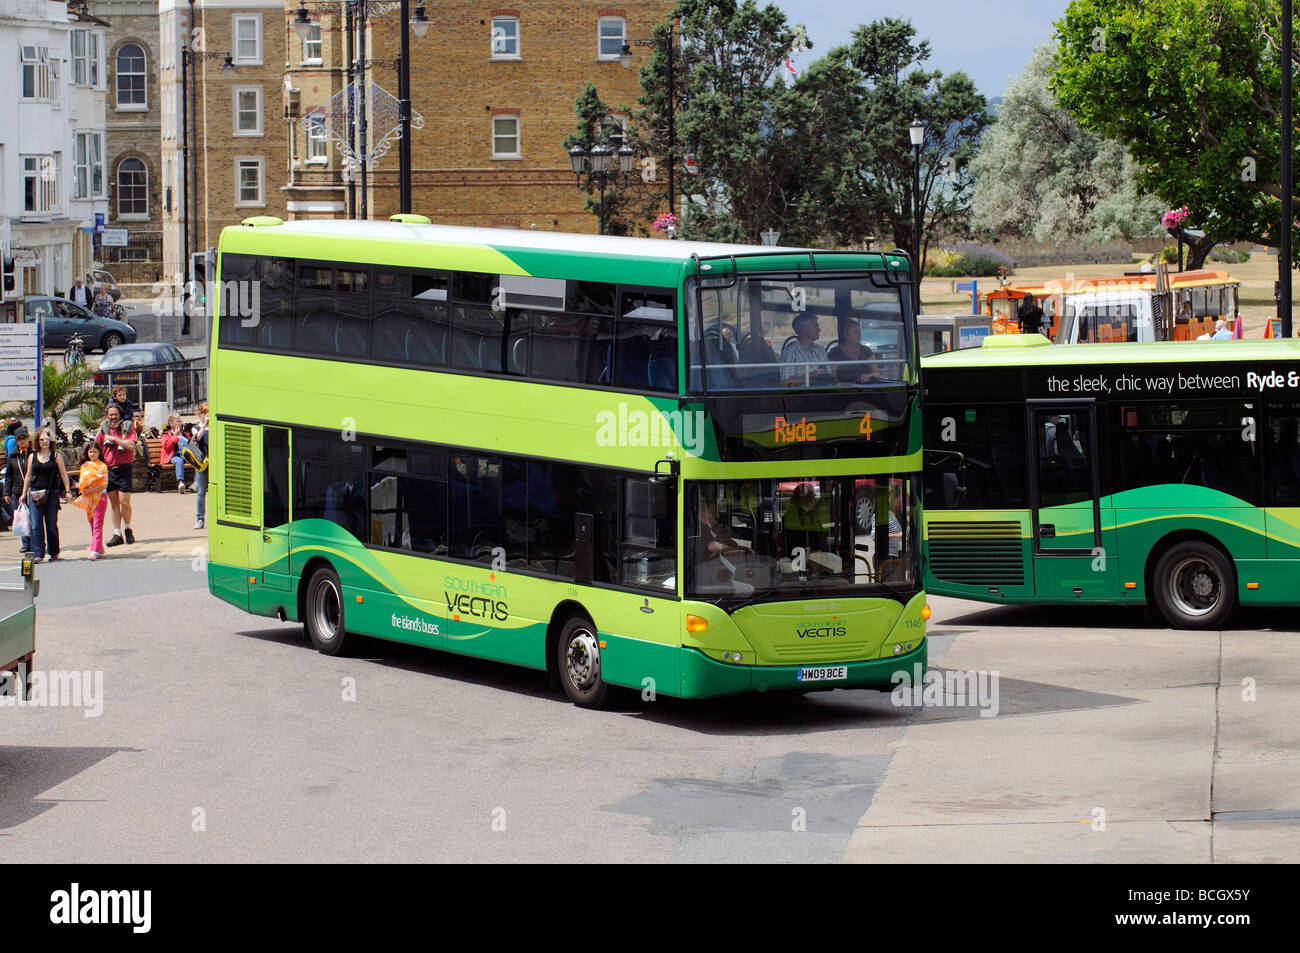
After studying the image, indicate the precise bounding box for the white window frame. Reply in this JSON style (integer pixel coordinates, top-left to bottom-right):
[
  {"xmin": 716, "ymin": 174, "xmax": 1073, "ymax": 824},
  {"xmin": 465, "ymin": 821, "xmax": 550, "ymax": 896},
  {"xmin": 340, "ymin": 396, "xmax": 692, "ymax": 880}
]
[
  {"xmin": 72, "ymin": 30, "xmax": 89, "ymax": 86},
  {"xmin": 302, "ymin": 22, "xmax": 322, "ymax": 64},
  {"xmin": 233, "ymin": 86, "xmax": 264, "ymax": 136},
  {"xmin": 115, "ymin": 42, "xmax": 148, "ymax": 110},
  {"xmin": 234, "ymin": 156, "xmax": 265, "ymax": 207},
  {"xmin": 21, "ymin": 45, "xmax": 52, "ymax": 101},
  {"xmin": 73, "ymin": 132, "xmax": 105, "ymax": 200},
  {"xmin": 22, "ymin": 155, "xmax": 58, "ymax": 214},
  {"xmin": 597, "ymin": 16, "xmax": 626, "ymax": 60},
  {"xmin": 491, "ymin": 114, "xmax": 521, "ymax": 159},
  {"xmin": 116, "ymin": 157, "xmax": 149, "ymax": 219},
  {"xmin": 232, "ymin": 14, "xmax": 263, "ymax": 66},
  {"xmin": 306, "ymin": 113, "xmax": 328, "ymax": 163},
  {"xmin": 490, "ymin": 17, "xmax": 520, "ymax": 59},
  {"xmin": 91, "ymin": 32, "xmax": 102, "ymax": 88}
]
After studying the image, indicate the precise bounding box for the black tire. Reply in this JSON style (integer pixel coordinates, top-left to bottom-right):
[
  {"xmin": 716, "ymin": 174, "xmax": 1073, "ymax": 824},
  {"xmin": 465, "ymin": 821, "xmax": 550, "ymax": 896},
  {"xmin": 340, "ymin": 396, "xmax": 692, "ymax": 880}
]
[
  {"xmin": 556, "ymin": 615, "xmax": 609, "ymax": 708},
  {"xmin": 100, "ymin": 331, "xmax": 124, "ymax": 352},
  {"xmin": 304, "ymin": 567, "xmax": 350, "ymax": 655},
  {"xmin": 1151, "ymin": 541, "xmax": 1235, "ymax": 630}
]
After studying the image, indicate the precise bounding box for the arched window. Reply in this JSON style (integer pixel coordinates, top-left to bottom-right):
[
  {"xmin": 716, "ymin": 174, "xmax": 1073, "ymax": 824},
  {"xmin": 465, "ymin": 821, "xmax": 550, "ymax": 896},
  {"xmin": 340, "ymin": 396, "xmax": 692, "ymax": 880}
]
[
  {"xmin": 116, "ymin": 43, "xmax": 146, "ymax": 108},
  {"xmin": 117, "ymin": 157, "xmax": 148, "ymax": 217}
]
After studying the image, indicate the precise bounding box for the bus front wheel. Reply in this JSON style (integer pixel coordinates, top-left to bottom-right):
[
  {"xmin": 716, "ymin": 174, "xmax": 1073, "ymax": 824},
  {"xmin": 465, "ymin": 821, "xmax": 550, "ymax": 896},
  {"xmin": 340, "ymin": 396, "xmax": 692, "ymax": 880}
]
[
  {"xmin": 557, "ymin": 615, "xmax": 609, "ymax": 709},
  {"xmin": 305, "ymin": 567, "xmax": 350, "ymax": 655},
  {"xmin": 1152, "ymin": 542, "xmax": 1235, "ymax": 630}
]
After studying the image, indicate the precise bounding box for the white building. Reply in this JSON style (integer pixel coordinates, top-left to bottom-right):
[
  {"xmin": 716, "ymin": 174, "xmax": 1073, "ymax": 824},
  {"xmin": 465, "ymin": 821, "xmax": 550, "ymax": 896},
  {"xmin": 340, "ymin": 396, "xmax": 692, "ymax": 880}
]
[{"xmin": 0, "ymin": 0, "xmax": 109, "ymax": 299}]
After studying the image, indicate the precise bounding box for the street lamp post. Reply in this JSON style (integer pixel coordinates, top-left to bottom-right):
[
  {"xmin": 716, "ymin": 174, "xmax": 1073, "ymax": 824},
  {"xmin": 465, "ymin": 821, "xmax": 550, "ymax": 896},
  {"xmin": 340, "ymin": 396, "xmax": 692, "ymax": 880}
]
[
  {"xmin": 569, "ymin": 143, "xmax": 637, "ymax": 235},
  {"xmin": 620, "ymin": 25, "xmax": 677, "ymax": 217},
  {"xmin": 179, "ymin": 42, "xmax": 234, "ymax": 333},
  {"xmin": 294, "ymin": 2, "xmax": 428, "ymax": 217},
  {"xmin": 909, "ymin": 118, "xmax": 925, "ymax": 315},
  {"xmin": 1282, "ymin": 0, "xmax": 1293, "ymax": 336}
]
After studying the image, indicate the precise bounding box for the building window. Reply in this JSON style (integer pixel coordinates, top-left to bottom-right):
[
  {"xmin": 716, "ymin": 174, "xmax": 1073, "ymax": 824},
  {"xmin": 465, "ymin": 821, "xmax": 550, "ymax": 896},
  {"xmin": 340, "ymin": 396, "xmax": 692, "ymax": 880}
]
[
  {"xmin": 117, "ymin": 158, "xmax": 148, "ymax": 217},
  {"xmin": 492, "ymin": 115, "xmax": 520, "ymax": 157},
  {"xmin": 598, "ymin": 17, "xmax": 626, "ymax": 59},
  {"xmin": 22, "ymin": 156, "xmax": 57, "ymax": 213},
  {"xmin": 233, "ymin": 15, "xmax": 262, "ymax": 65},
  {"xmin": 72, "ymin": 30, "xmax": 89, "ymax": 85},
  {"xmin": 21, "ymin": 45, "xmax": 53, "ymax": 100},
  {"xmin": 490, "ymin": 17, "xmax": 519, "ymax": 58},
  {"xmin": 307, "ymin": 113, "xmax": 329, "ymax": 161},
  {"xmin": 233, "ymin": 86, "xmax": 263, "ymax": 136},
  {"xmin": 73, "ymin": 132, "xmax": 104, "ymax": 199},
  {"xmin": 115, "ymin": 44, "xmax": 147, "ymax": 108},
  {"xmin": 235, "ymin": 158, "xmax": 264, "ymax": 206},
  {"xmin": 303, "ymin": 22, "xmax": 322, "ymax": 63}
]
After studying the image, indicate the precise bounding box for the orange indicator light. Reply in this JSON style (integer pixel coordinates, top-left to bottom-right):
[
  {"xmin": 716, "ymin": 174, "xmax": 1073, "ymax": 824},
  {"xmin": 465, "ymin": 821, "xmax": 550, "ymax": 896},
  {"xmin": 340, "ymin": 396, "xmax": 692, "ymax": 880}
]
[
  {"xmin": 686, "ymin": 614, "xmax": 709, "ymax": 633},
  {"xmin": 920, "ymin": 605, "xmax": 932, "ymax": 620},
  {"xmin": 1247, "ymin": 582, "xmax": 1259, "ymax": 590},
  {"xmin": 1124, "ymin": 582, "xmax": 1137, "ymax": 589},
  {"xmin": 598, "ymin": 640, "xmax": 607, "ymax": 649}
]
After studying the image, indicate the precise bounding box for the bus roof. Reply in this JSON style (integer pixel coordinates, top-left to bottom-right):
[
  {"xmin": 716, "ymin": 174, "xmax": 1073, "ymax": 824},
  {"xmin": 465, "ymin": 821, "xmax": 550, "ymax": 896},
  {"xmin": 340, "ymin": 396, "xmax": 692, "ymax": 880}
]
[
  {"xmin": 923, "ymin": 335, "xmax": 1300, "ymax": 368},
  {"xmin": 217, "ymin": 218, "xmax": 900, "ymax": 273},
  {"xmin": 983, "ymin": 269, "xmax": 1239, "ymax": 302}
]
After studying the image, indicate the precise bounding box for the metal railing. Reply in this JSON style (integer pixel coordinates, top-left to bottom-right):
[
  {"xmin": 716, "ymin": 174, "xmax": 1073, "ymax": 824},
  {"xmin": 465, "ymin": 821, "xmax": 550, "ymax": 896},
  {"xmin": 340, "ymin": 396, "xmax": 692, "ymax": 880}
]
[{"xmin": 94, "ymin": 361, "xmax": 207, "ymax": 415}]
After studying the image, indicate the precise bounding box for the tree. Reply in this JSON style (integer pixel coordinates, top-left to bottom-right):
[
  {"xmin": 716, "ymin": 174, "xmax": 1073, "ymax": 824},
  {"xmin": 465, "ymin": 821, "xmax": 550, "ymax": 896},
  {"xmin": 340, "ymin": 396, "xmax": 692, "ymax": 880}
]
[
  {"xmin": 798, "ymin": 20, "xmax": 992, "ymax": 261},
  {"xmin": 659, "ymin": 0, "xmax": 803, "ymax": 242},
  {"xmin": 1052, "ymin": 0, "xmax": 1300, "ymax": 269},
  {"xmin": 9, "ymin": 362, "xmax": 104, "ymax": 443},
  {"xmin": 971, "ymin": 43, "xmax": 1164, "ymax": 243}
]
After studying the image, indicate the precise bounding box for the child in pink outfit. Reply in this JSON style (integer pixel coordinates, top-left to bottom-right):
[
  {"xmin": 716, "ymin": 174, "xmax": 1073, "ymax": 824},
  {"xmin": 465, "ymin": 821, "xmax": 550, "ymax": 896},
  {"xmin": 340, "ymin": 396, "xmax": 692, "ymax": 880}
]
[{"xmin": 73, "ymin": 442, "xmax": 109, "ymax": 559}]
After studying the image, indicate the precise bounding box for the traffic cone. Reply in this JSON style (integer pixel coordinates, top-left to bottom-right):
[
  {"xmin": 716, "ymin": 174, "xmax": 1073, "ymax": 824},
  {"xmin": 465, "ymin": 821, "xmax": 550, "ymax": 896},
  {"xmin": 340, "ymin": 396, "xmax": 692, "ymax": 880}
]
[
  {"xmin": 1264, "ymin": 318, "xmax": 1275, "ymax": 338},
  {"xmin": 1233, "ymin": 314, "xmax": 1243, "ymax": 339}
]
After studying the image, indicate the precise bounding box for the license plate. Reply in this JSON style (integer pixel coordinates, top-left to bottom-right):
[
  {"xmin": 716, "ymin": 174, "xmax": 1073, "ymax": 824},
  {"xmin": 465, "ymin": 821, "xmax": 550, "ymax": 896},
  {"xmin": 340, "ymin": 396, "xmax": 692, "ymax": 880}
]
[{"xmin": 796, "ymin": 666, "xmax": 847, "ymax": 683}]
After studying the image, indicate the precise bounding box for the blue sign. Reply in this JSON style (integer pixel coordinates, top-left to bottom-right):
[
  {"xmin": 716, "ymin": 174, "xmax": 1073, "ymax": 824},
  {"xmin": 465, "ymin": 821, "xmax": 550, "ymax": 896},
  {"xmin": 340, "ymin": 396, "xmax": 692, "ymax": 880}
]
[{"xmin": 95, "ymin": 212, "xmax": 105, "ymax": 230}]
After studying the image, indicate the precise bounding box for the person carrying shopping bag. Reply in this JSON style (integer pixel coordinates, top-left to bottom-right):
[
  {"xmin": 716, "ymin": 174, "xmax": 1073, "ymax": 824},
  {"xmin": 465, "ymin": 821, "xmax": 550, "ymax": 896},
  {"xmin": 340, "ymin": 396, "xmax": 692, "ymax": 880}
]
[{"xmin": 72, "ymin": 441, "xmax": 110, "ymax": 560}]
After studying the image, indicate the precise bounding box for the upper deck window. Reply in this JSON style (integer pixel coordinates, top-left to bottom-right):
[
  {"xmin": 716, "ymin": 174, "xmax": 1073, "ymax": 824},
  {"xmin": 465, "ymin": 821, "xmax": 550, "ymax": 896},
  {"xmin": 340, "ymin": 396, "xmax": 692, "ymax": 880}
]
[{"xmin": 687, "ymin": 273, "xmax": 909, "ymax": 392}]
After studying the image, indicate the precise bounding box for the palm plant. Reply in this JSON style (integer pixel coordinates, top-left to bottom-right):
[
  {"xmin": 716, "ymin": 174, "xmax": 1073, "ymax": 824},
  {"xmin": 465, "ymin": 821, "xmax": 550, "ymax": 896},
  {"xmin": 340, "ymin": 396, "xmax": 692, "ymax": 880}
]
[{"xmin": 13, "ymin": 361, "xmax": 106, "ymax": 443}]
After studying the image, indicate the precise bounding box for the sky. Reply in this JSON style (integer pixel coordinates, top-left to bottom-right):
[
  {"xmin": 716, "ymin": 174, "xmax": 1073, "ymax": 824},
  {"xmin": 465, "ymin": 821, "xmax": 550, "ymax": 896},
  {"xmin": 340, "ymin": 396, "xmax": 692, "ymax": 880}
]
[{"xmin": 774, "ymin": 0, "xmax": 1071, "ymax": 99}]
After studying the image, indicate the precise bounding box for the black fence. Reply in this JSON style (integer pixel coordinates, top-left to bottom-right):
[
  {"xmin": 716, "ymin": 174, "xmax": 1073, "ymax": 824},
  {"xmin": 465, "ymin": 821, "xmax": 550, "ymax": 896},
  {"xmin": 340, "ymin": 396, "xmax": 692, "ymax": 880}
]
[
  {"xmin": 94, "ymin": 361, "xmax": 207, "ymax": 415},
  {"xmin": 98, "ymin": 233, "xmax": 164, "ymax": 285}
]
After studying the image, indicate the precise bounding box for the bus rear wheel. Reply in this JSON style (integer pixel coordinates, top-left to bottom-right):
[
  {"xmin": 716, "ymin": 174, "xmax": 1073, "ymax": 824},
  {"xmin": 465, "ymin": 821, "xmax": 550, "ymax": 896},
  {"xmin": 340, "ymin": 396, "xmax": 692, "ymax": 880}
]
[
  {"xmin": 1152, "ymin": 542, "xmax": 1235, "ymax": 630},
  {"xmin": 304, "ymin": 566, "xmax": 350, "ymax": 655},
  {"xmin": 557, "ymin": 615, "xmax": 609, "ymax": 709}
]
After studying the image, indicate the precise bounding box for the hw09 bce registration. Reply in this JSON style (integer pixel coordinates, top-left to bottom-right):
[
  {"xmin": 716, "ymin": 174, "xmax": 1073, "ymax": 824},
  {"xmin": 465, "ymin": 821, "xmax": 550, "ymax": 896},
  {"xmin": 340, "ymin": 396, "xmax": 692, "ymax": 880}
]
[{"xmin": 796, "ymin": 666, "xmax": 847, "ymax": 682}]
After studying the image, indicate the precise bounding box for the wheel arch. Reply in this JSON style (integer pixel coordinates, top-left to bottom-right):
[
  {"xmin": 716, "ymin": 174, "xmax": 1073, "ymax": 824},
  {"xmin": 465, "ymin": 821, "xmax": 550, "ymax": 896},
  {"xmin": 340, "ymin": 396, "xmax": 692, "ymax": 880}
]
[{"xmin": 1143, "ymin": 529, "xmax": 1237, "ymax": 601}]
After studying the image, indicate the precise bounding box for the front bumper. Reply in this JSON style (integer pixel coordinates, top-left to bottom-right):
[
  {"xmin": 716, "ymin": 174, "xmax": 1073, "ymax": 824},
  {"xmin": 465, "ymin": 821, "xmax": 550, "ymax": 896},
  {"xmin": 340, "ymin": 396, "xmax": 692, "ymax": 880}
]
[{"xmin": 678, "ymin": 640, "xmax": 927, "ymax": 699}]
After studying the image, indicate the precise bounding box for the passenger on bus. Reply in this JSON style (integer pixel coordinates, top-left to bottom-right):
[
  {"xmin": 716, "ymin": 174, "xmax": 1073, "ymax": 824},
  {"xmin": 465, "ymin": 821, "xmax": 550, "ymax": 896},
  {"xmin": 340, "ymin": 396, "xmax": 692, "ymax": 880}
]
[
  {"xmin": 828, "ymin": 318, "xmax": 878, "ymax": 384},
  {"xmin": 780, "ymin": 314, "xmax": 834, "ymax": 385}
]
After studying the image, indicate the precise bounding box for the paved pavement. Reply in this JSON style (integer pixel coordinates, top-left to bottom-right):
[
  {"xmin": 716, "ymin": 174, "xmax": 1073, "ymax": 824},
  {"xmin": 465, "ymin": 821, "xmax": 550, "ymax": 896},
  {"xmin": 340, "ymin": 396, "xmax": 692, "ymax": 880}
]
[{"xmin": 1, "ymin": 493, "xmax": 1296, "ymax": 862}]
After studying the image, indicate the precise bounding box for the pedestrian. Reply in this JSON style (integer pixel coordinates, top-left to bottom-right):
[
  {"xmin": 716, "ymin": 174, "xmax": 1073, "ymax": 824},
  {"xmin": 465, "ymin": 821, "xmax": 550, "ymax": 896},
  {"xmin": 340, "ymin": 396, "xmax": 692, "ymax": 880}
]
[
  {"xmin": 95, "ymin": 404, "xmax": 139, "ymax": 547},
  {"xmin": 1211, "ymin": 319, "xmax": 1234, "ymax": 340},
  {"xmin": 92, "ymin": 285, "xmax": 116, "ymax": 320},
  {"xmin": 20, "ymin": 427, "xmax": 73, "ymax": 563},
  {"xmin": 69, "ymin": 276, "xmax": 90, "ymax": 309},
  {"xmin": 4, "ymin": 419, "xmax": 20, "ymax": 458},
  {"xmin": 72, "ymin": 441, "xmax": 109, "ymax": 560},
  {"xmin": 189, "ymin": 403, "xmax": 209, "ymax": 530},
  {"xmin": 4, "ymin": 428, "xmax": 33, "ymax": 551},
  {"xmin": 161, "ymin": 413, "xmax": 190, "ymax": 491}
]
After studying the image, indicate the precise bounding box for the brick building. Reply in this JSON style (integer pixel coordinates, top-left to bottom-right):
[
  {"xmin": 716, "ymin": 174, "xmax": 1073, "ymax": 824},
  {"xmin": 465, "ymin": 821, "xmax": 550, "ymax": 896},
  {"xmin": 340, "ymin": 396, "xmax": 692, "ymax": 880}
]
[
  {"xmin": 160, "ymin": 0, "xmax": 288, "ymax": 288},
  {"xmin": 284, "ymin": 0, "xmax": 674, "ymax": 231},
  {"xmin": 99, "ymin": 0, "xmax": 163, "ymax": 287}
]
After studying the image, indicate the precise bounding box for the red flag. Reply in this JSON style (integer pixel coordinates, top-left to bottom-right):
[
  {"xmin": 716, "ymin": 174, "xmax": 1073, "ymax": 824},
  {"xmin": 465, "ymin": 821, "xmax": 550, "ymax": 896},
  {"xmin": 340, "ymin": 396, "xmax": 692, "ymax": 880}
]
[{"xmin": 786, "ymin": 57, "xmax": 797, "ymax": 77}]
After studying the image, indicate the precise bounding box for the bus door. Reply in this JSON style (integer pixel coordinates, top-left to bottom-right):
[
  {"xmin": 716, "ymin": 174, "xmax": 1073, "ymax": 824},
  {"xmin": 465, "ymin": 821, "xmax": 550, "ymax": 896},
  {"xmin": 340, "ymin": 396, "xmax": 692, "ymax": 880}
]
[
  {"xmin": 1028, "ymin": 402, "xmax": 1111, "ymax": 597},
  {"xmin": 260, "ymin": 426, "xmax": 292, "ymax": 591}
]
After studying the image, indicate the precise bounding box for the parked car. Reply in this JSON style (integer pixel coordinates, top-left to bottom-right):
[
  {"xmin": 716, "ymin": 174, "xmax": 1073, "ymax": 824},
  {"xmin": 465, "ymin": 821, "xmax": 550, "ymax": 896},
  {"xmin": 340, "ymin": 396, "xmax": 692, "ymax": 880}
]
[
  {"xmin": 87, "ymin": 268, "xmax": 122, "ymax": 302},
  {"xmin": 94, "ymin": 342, "xmax": 199, "ymax": 408},
  {"xmin": 21, "ymin": 296, "xmax": 138, "ymax": 353}
]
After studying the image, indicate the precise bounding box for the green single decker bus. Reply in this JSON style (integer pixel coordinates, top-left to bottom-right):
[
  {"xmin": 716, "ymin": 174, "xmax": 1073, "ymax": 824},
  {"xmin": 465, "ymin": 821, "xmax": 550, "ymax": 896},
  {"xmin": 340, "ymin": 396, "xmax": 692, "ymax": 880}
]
[
  {"xmin": 922, "ymin": 334, "xmax": 1300, "ymax": 629},
  {"xmin": 207, "ymin": 218, "xmax": 928, "ymax": 707}
]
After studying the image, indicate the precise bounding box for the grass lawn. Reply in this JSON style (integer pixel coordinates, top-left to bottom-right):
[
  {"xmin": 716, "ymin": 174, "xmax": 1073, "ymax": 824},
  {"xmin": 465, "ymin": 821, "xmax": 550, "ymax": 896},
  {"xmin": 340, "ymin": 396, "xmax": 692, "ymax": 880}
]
[{"xmin": 920, "ymin": 253, "xmax": 1300, "ymax": 338}]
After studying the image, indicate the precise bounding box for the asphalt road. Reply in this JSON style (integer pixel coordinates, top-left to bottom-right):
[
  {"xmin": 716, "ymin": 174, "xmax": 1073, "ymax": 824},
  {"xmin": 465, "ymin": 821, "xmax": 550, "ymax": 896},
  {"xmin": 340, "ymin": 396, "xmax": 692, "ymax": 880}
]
[{"xmin": 2, "ymin": 552, "xmax": 1297, "ymax": 863}]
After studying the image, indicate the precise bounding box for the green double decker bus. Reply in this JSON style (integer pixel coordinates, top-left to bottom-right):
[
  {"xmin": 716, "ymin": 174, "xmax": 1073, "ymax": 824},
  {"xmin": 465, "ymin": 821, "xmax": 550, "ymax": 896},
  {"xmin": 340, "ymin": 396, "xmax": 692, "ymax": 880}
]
[
  {"xmin": 206, "ymin": 218, "xmax": 927, "ymax": 707},
  {"xmin": 923, "ymin": 334, "xmax": 1300, "ymax": 628}
]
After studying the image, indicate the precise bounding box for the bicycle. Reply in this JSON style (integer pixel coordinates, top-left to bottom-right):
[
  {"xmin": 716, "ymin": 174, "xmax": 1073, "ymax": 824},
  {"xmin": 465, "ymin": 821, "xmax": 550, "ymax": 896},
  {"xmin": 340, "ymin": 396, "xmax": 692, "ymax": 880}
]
[{"xmin": 63, "ymin": 333, "xmax": 86, "ymax": 368}]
